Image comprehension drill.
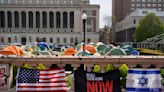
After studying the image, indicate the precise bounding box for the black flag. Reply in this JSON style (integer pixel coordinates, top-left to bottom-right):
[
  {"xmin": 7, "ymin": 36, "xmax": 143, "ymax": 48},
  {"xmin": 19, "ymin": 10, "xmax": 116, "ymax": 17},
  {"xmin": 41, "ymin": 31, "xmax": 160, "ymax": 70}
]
[{"xmin": 74, "ymin": 68, "xmax": 122, "ymax": 92}]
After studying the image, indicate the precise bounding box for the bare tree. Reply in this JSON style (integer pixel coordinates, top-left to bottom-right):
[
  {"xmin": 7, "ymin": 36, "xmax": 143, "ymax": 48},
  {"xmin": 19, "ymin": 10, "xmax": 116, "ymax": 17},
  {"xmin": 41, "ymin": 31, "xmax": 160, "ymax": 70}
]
[{"xmin": 103, "ymin": 15, "xmax": 112, "ymax": 29}]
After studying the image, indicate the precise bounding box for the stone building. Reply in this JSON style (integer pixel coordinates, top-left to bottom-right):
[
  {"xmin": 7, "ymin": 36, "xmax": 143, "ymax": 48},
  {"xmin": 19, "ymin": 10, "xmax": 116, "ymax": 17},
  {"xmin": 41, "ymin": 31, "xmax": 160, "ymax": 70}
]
[{"xmin": 0, "ymin": 0, "xmax": 99, "ymax": 45}]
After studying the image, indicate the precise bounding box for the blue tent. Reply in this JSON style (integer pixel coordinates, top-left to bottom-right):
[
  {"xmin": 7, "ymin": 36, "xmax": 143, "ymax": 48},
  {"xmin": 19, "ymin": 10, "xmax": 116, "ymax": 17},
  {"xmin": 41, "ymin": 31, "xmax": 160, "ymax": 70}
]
[
  {"xmin": 38, "ymin": 42, "xmax": 48, "ymax": 51},
  {"xmin": 131, "ymin": 50, "xmax": 140, "ymax": 55}
]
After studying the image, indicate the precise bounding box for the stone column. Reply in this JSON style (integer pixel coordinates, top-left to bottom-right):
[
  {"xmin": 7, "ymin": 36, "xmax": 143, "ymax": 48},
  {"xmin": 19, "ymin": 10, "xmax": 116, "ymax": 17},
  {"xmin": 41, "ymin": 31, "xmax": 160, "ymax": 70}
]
[
  {"xmin": 47, "ymin": 11, "xmax": 50, "ymax": 29},
  {"xmin": 11, "ymin": 11, "xmax": 14, "ymax": 28},
  {"xmin": 33, "ymin": 11, "xmax": 36, "ymax": 29},
  {"xmin": 5, "ymin": 11, "xmax": 8, "ymax": 28},
  {"xmin": 68, "ymin": 11, "xmax": 70, "ymax": 29},
  {"xmin": 61, "ymin": 11, "xmax": 63, "ymax": 29},
  {"xmin": 54, "ymin": 11, "xmax": 56, "ymax": 29},
  {"xmin": 19, "ymin": 11, "xmax": 22, "ymax": 28},
  {"xmin": 40, "ymin": 11, "xmax": 43, "ymax": 28},
  {"xmin": 26, "ymin": 11, "xmax": 29, "ymax": 30}
]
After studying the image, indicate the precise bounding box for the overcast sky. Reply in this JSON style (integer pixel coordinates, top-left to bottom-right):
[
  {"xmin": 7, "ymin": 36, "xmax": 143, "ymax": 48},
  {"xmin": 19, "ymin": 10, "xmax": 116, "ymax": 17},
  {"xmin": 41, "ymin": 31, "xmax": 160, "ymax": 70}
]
[{"xmin": 90, "ymin": 0, "xmax": 112, "ymax": 28}]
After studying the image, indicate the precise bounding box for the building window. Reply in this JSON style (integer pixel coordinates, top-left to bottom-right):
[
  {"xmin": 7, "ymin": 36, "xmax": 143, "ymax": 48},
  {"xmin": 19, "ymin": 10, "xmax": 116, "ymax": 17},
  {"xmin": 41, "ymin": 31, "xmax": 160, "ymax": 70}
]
[
  {"xmin": 158, "ymin": 4, "xmax": 162, "ymax": 7},
  {"xmin": 36, "ymin": 11, "xmax": 40, "ymax": 28},
  {"xmin": 142, "ymin": 4, "xmax": 146, "ymax": 7},
  {"xmin": 49, "ymin": 12, "xmax": 54, "ymax": 28},
  {"xmin": 36, "ymin": 37, "xmax": 40, "ymax": 42},
  {"xmin": 14, "ymin": 11, "xmax": 19, "ymax": 28},
  {"xmin": 70, "ymin": 12, "xmax": 74, "ymax": 28},
  {"xmin": 136, "ymin": 4, "xmax": 141, "ymax": 7},
  {"xmin": 56, "ymin": 12, "xmax": 61, "ymax": 28},
  {"xmin": 142, "ymin": 11, "xmax": 148, "ymax": 14},
  {"xmin": 29, "ymin": 36, "xmax": 32, "ymax": 42},
  {"xmin": 29, "ymin": 11, "xmax": 33, "ymax": 28},
  {"xmin": 70, "ymin": 38, "xmax": 73, "ymax": 43},
  {"xmin": 134, "ymin": 19, "xmax": 136, "ymax": 24},
  {"xmin": 0, "ymin": 11, "xmax": 5, "ymax": 28},
  {"xmin": 131, "ymin": 4, "xmax": 135, "ymax": 7},
  {"xmin": 87, "ymin": 18, "xmax": 91, "ymax": 25},
  {"xmin": 158, "ymin": 8, "xmax": 162, "ymax": 11},
  {"xmin": 43, "ymin": 12, "xmax": 47, "ymax": 28},
  {"xmin": 75, "ymin": 37, "xmax": 78, "ymax": 44},
  {"xmin": 8, "ymin": 37, "xmax": 11, "ymax": 43},
  {"xmin": 57, "ymin": 37, "xmax": 60, "ymax": 43},
  {"xmin": 87, "ymin": 28, "xmax": 92, "ymax": 32},
  {"xmin": 93, "ymin": 10, "xmax": 96, "ymax": 16},
  {"xmin": 43, "ymin": 37, "xmax": 46, "ymax": 42},
  {"xmin": 147, "ymin": 4, "xmax": 151, "ymax": 7},
  {"xmin": 63, "ymin": 37, "xmax": 67, "ymax": 43},
  {"xmin": 152, "ymin": 0, "xmax": 156, "ymax": 2},
  {"xmin": 7, "ymin": 11, "xmax": 12, "ymax": 28},
  {"xmin": 50, "ymin": 37, "xmax": 53, "ymax": 43},
  {"xmin": 1, "ymin": 37, "xmax": 4, "ymax": 43},
  {"xmin": 63, "ymin": 12, "xmax": 68, "ymax": 28},
  {"xmin": 152, "ymin": 4, "xmax": 156, "ymax": 7},
  {"xmin": 131, "ymin": 8, "xmax": 135, "ymax": 11},
  {"xmin": 15, "ymin": 36, "xmax": 17, "ymax": 42},
  {"xmin": 21, "ymin": 11, "xmax": 26, "ymax": 28},
  {"xmin": 146, "ymin": 0, "xmax": 150, "ymax": 2},
  {"xmin": 131, "ymin": 0, "xmax": 135, "ymax": 2}
]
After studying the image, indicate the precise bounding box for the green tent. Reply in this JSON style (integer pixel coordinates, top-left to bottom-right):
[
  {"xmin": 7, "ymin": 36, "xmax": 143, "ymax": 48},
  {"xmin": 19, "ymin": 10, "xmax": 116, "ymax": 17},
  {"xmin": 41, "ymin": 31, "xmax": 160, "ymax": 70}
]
[
  {"xmin": 103, "ymin": 47, "xmax": 113, "ymax": 55},
  {"xmin": 97, "ymin": 45, "xmax": 108, "ymax": 55},
  {"xmin": 121, "ymin": 45, "xmax": 134, "ymax": 55},
  {"xmin": 106, "ymin": 48, "xmax": 126, "ymax": 55}
]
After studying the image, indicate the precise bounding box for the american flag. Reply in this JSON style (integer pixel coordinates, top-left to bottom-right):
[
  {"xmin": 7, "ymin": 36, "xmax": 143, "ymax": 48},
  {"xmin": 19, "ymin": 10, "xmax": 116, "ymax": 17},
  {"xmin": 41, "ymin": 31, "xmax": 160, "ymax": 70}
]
[{"xmin": 16, "ymin": 68, "xmax": 67, "ymax": 92}]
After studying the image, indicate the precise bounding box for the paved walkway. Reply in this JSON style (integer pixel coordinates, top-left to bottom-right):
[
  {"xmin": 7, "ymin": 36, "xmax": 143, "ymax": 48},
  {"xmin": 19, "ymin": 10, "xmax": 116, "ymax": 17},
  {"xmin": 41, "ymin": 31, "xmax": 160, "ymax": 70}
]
[{"xmin": 1, "ymin": 87, "xmax": 15, "ymax": 92}]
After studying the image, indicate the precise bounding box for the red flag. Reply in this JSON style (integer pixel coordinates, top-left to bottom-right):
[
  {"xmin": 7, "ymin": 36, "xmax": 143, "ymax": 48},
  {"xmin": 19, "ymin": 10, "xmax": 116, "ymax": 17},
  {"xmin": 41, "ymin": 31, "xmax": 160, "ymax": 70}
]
[{"xmin": 16, "ymin": 68, "xmax": 67, "ymax": 92}]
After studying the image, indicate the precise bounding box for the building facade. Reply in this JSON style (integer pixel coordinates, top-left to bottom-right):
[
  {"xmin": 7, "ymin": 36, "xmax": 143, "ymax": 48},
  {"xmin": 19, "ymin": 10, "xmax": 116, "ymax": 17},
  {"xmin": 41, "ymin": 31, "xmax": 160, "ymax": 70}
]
[
  {"xmin": 112, "ymin": 0, "xmax": 164, "ymax": 22},
  {"xmin": 116, "ymin": 9, "xmax": 164, "ymax": 42},
  {"xmin": 112, "ymin": 0, "xmax": 164, "ymax": 42},
  {"xmin": 0, "ymin": 0, "xmax": 99, "ymax": 45}
]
